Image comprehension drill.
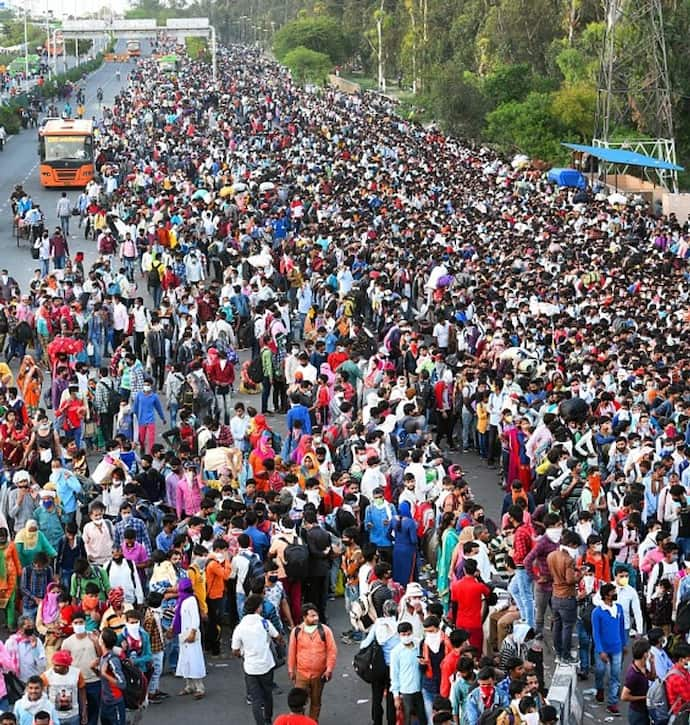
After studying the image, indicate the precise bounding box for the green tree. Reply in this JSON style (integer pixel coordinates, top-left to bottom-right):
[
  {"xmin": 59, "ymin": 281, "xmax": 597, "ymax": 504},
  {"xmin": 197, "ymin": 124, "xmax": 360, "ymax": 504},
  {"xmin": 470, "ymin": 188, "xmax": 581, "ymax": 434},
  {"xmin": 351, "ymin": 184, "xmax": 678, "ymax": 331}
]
[
  {"xmin": 482, "ymin": 63, "xmax": 534, "ymax": 107},
  {"xmin": 551, "ymin": 81, "xmax": 596, "ymax": 140},
  {"xmin": 484, "ymin": 91, "xmax": 565, "ymax": 159},
  {"xmin": 273, "ymin": 16, "xmax": 350, "ymax": 64},
  {"xmin": 282, "ymin": 45, "xmax": 332, "ymax": 83},
  {"xmin": 429, "ymin": 66, "xmax": 488, "ymax": 137}
]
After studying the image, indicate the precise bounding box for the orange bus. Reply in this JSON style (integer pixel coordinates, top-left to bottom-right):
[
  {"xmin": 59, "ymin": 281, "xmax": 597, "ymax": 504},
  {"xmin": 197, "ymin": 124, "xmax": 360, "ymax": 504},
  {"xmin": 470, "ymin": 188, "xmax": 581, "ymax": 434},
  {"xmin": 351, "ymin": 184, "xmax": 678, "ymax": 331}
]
[{"xmin": 38, "ymin": 118, "xmax": 95, "ymax": 188}]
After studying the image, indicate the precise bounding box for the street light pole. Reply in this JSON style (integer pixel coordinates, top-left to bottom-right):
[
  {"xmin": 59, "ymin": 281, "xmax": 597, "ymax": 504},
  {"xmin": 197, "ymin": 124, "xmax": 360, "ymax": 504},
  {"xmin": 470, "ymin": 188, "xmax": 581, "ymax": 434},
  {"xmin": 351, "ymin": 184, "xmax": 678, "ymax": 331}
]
[
  {"xmin": 210, "ymin": 26, "xmax": 217, "ymax": 84},
  {"xmin": 23, "ymin": 9, "xmax": 29, "ymax": 85}
]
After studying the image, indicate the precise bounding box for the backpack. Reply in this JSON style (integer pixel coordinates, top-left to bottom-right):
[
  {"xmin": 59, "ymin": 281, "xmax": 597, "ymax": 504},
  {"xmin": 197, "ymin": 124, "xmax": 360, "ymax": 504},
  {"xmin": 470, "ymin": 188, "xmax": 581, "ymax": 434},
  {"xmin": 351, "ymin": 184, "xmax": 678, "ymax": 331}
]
[
  {"xmin": 179, "ymin": 381, "xmax": 195, "ymax": 409},
  {"xmin": 121, "ymin": 658, "xmax": 148, "ymax": 710},
  {"xmin": 648, "ymin": 670, "xmax": 675, "ymax": 725},
  {"xmin": 353, "ymin": 637, "xmax": 386, "ymax": 683},
  {"xmin": 677, "ymin": 600, "xmax": 690, "ymax": 634},
  {"xmin": 349, "ymin": 580, "xmax": 383, "ymax": 632},
  {"xmin": 248, "ymin": 356, "xmax": 264, "ymax": 384},
  {"xmin": 105, "ymin": 558, "xmax": 138, "ymax": 596},
  {"xmin": 334, "ymin": 441, "xmax": 353, "ymax": 472},
  {"xmin": 99, "ymin": 380, "xmax": 122, "ymax": 417},
  {"xmin": 195, "ymin": 373, "xmax": 214, "ymax": 406},
  {"xmin": 241, "ymin": 551, "xmax": 265, "ymax": 594},
  {"xmin": 281, "ymin": 538, "xmax": 310, "ymax": 580},
  {"xmin": 147, "ymin": 263, "xmax": 161, "ymax": 286}
]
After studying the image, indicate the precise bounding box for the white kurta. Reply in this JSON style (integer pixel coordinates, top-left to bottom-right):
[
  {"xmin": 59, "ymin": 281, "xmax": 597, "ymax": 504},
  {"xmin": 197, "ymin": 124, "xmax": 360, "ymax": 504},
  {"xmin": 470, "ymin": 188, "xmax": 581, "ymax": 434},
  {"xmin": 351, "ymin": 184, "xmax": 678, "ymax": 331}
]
[{"xmin": 175, "ymin": 596, "xmax": 206, "ymax": 679}]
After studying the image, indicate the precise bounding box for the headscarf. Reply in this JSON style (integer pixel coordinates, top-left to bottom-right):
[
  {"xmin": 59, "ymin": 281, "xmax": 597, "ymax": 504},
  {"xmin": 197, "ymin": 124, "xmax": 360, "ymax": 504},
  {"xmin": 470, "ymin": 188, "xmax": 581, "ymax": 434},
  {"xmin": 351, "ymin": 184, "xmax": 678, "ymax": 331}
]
[
  {"xmin": 399, "ymin": 501, "xmax": 412, "ymax": 519},
  {"xmin": 256, "ymin": 430, "xmax": 275, "ymax": 460},
  {"xmin": 15, "ymin": 519, "xmax": 39, "ymax": 550},
  {"xmin": 172, "ymin": 578, "xmax": 194, "ymax": 635},
  {"xmin": 108, "ymin": 587, "xmax": 125, "ymax": 609},
  {"xmin": 291, "ymin": 434, "xmax": 313, "ymax": 465}
]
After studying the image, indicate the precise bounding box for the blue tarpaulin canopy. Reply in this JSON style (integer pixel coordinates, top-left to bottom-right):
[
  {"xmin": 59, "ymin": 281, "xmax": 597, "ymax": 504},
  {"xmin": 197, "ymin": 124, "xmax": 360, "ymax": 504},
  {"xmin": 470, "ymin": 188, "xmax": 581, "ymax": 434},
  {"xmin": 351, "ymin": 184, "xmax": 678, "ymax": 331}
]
[
  {"xmin": 562, "ymin": 142, "xmax": 684, "ymax": 172},
  {"xmin": 547, "ymin": 167, "xmax": 587, "ymax": 189}
]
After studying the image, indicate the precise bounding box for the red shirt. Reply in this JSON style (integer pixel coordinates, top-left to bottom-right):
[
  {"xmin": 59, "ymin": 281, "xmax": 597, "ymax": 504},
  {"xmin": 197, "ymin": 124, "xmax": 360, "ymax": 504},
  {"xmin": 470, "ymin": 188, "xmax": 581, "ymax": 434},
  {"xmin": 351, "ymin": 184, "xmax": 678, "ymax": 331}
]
[
  {"xmin": 274, "ymin": 716, "xmax": 317, "ymax": 725},
  {"xmin": 512, "ymin": 522, "xmax": 535, "ymax": 566},
  {"xmin": 450, "ymin": 575, "xmax": 490, "ymax": 629},
  {"xmin": 666, "ymin": 664, "xmax": 690, "ymax": 714},
  {"xmin": 440, "ymin": 649, "xmax": 462, "ymax": 698}
]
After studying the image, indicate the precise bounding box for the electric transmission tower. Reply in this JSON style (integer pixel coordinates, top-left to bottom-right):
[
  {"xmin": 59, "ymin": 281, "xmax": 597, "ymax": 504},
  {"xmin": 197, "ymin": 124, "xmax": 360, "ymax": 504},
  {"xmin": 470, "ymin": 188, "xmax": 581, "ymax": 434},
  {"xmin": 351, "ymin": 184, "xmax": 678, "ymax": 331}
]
[{"xmin": 593, "ymin": 0, "xmax": 678, "ymax": 191}]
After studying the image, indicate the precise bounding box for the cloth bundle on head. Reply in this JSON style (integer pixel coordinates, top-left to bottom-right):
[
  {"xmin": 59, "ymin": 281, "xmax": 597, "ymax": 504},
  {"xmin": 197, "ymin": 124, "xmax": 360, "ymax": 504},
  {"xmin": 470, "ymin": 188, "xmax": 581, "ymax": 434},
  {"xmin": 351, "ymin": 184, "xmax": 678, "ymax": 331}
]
[
  {"xmin": 108, "ymin": 587, "xmax": 125, "ymax": 608},
  {"xmin": 52, "ymin": 650, "xmax": 73, "ymax": 667}
]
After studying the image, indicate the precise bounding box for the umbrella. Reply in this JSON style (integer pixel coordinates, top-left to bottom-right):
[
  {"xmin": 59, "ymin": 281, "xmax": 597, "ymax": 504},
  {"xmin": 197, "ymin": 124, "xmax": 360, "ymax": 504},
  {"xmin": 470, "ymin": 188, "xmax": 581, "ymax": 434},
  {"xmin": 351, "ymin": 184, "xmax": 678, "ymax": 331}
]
[
  {"xmin": 219, "ymin": 186, "xmax": 234, "ymax": 198},
  {"xmin": 247, "ymin": 253, "xmax": 272, "ymax": 268},
  {"xmin": 608, "ymin": 192, "xmax": 628, "ymax": 205},
  {"xmin": 259, "ymin": 181, "xmax": 275, "ymax": 192}
]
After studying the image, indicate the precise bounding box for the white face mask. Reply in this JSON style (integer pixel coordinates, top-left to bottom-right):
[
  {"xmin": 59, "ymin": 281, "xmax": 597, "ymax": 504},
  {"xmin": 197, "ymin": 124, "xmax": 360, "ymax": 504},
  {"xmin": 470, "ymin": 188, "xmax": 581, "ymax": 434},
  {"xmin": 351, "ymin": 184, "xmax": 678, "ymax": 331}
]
[
  {"xmin": 545, "ymin": 528, "xmax": 562, "ymax": 543},
  {"xmin": 524, "ymin": 713, "xmax": 539, "ymax": 725},
  {"xmin": 127, "ymin": 623, "xmax": 140, "ymax": 638},
  {"xmin": 400, "ymin": 634, "xmax": 414, "ymax": 645},
  {"xmin": 561, "ymin": 545, "xmax": 579, "ymax": 559},
  {"xmin": 425, "ymin": 631, "xmax": 442, "ymax": 651},
  {"xmin": 39, "ymin": 448, "xmax": 52, "ymax": 463}
]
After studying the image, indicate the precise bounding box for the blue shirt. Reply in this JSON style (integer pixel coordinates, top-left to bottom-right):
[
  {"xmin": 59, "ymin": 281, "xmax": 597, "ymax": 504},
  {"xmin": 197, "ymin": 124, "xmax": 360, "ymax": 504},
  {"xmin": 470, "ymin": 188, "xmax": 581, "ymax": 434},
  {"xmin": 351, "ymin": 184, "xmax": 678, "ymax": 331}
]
[
  {"xmin": 132, "ymin": 391, "xmax": 166, "ymax": 426},
  {"xmin": 390, "ymin": 642, "xmax": 422, "ymax": 696},
  {"xmin": 286, "ymin": 404, "xmax": 312, "ymax": 434},
  {"xmin": 155, "ymin": 529, "xmax": 175, "ymax": 553},
  {"xmin": 592, "ymin": 603, "xmax": 625, "ymax": 654},
  {"xmin": 245, "ymin": 525, "xmax": 270, "ymax": 561}
]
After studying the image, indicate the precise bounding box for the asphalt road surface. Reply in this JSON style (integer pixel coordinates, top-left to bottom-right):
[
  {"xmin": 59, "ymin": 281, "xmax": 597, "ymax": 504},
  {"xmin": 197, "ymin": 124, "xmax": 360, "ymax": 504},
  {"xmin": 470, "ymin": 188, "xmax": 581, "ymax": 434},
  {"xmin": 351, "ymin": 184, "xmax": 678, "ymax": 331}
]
[
  {"xmin": 1, "ymin": 42, "xmax": 135, "ymax": 289},
  {"xmin": 1, "ymin": 43, "xmax": 619, "ymax": 724}
]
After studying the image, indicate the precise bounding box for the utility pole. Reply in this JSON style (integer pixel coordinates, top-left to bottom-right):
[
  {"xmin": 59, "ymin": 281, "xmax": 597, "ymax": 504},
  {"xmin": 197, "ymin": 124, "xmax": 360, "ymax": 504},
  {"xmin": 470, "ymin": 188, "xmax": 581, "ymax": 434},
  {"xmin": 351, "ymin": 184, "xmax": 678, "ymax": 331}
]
[{"xmin": 23, "ymin": 8, "xmax": 29, "ymax": 85}]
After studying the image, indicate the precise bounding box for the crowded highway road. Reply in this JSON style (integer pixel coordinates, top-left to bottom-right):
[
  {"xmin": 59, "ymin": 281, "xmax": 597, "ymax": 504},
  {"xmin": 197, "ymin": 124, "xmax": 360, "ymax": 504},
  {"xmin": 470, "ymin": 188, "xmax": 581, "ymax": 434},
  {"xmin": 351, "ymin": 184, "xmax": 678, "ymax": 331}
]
[{"xmin": 1, "ymin": 45, "xmax": 133, "ymax": 287}]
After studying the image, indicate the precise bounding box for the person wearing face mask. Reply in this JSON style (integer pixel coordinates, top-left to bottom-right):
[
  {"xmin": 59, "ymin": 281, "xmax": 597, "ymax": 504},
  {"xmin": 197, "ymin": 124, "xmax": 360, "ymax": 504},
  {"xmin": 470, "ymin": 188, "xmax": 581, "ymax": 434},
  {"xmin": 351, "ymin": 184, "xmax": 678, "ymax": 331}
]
[
  {"xmin": 612, "ymin": 569, "xmax": 643, "ymax": 645},
  {"xmin": 546, "ymin": 529, "xmax": 583, "ymax": 665},
  {"xmin": 204, "ymin": 540, "xmax": 231, "ymax": 657},
  {"xmin": 131, "ymin": 378, "xmax": 166, "ymax": 456},
  {"xmin": 591, "ymin": 583, "xmax": 625, "ymax": 715},
  {"xmin": 6, "ymin": 616, "xmax": 46, "ymax": 682},
  {"xmin": 390, "ymin": 621, "xmax": 427, "ymax": 725},
  {"xmin": 104, "ymin": 546, "xmax": 144, "ymax": 607},
  {"xmin": 82, "ymin": 503, "xmax": 114, "ymax": 567},
  {"xmin": 577, "ymin": 535, "xmax": 611, "ymax": 583},
  {"xmin": 418, "ymin": 615, "xmax": 451, "ymax": 724},
  {"xmin": 40, "ymin": 649, "xmax": 86, "ymax": 725},
  {"xmin": 523, "ymin": 514, "xmax": 561, "ymax": 638},
  {"xmin": 61, "ymin": 611, "xmax": 100, "ymax": 725},
  {"xmin": 647, "ymin": 627, "xmax": 673, "ymax": 680},
  {"xmin": 117, "ymin": 610, "xmax": 152, "ymax": 676},
  {"xmin": 464, "ymin": 666, "xmax": 508, "ymax": 725},
  {"xmin": 112, "ymin": 502, "xmax": 152, "ymax": 560},
  {"xmin": 645, "ymin": 542, "xmax": 679, "ymax": 606}
]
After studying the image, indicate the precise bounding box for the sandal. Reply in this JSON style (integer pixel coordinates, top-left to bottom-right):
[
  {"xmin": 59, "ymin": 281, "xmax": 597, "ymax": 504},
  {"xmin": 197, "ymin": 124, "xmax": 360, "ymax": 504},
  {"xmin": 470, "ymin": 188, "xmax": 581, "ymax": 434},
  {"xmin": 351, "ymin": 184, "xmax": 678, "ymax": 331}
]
[
  {"xmin": 178, "ymin": 689, "xmax": 193, "ymax": 696},
  {"xmin": 193, "ymin": 692, "xmax": 205, "ymax": 700}
]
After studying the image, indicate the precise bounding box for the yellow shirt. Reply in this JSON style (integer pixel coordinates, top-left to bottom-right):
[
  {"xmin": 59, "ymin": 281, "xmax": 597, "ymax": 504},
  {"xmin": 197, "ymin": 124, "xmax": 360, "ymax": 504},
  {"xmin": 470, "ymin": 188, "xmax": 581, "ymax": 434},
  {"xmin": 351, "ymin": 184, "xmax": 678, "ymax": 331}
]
[{"xmin": 476, "ymin": 402, "xmax": 489, "ymax": 434}]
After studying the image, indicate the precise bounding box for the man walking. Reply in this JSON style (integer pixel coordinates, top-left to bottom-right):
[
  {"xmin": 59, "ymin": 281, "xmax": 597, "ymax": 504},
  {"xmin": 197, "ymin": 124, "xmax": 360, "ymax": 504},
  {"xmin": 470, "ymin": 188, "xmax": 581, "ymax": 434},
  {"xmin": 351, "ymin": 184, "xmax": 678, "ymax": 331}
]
[
  {"xmin": 232, "ymin": 594, "xmax": 281, "ymax": 725},
  {"xmin": 56, "ymin": 192, "xmax": 72, "ymax": 237},
  {"xmin": 547, "ymin": 529, "xmax": 582, "ymax": 664},
  {"xmin": 592, "ymin": 583, "xmax": 626, "ymax": 716},
  {"xmin": 132, "ymin": 378, "xmax": 166, "ymax": 455},
  {"xmin": 287, "ymin": 603, "xmax": 337, "ymax": 722},
  {"xmin": 49, "ymin": 227, "xmax": 69, "ymax": 270},
  {"xmin": 391, "ymin": 621, "xmax": 427, "ymax": 725}
]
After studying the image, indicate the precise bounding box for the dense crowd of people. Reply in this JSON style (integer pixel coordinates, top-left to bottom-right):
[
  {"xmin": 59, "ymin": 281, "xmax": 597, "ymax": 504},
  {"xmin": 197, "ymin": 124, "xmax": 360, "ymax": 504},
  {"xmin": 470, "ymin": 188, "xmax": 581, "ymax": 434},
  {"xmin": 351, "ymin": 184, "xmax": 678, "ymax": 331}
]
[{"xmin": 5, "ymin": 37, "xmax": 690, "ymax": 725}]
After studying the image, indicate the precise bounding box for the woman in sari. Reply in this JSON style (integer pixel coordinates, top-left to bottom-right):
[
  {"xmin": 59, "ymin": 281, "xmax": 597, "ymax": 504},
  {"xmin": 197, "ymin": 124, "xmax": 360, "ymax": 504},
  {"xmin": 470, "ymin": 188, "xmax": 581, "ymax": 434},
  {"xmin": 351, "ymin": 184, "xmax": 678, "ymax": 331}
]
[
  {"xmin": 0, "ymin": 527, "xmax": 21, "ymax": 630},
  {"xmin": 0, "ymin": 410, "xmax": 29, "ymax": 468},
  {"xmin": 248, "ymin": 431, "xmax": 275, "ymax": 482},
  {"xmin": 291, "ymin": 434, "xmax": 314, "ymax": 466},
  {"xmin": 436, "ymin": 512, "xmax": 459, "ymax": 612},
  {"xmin": 248, "ymin": 413, "xmax": 270, "ymax": 449},
  {"xmin": 17, "ymin": 356, "xmax": 43, "ymax": 416},
  {"xmin": 15, "ymin": 518, "xmax": 57, "ymax": 568},
  {"xmin": 448, "ymin": 525, "xmax": 476, "ymax": 584}
]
